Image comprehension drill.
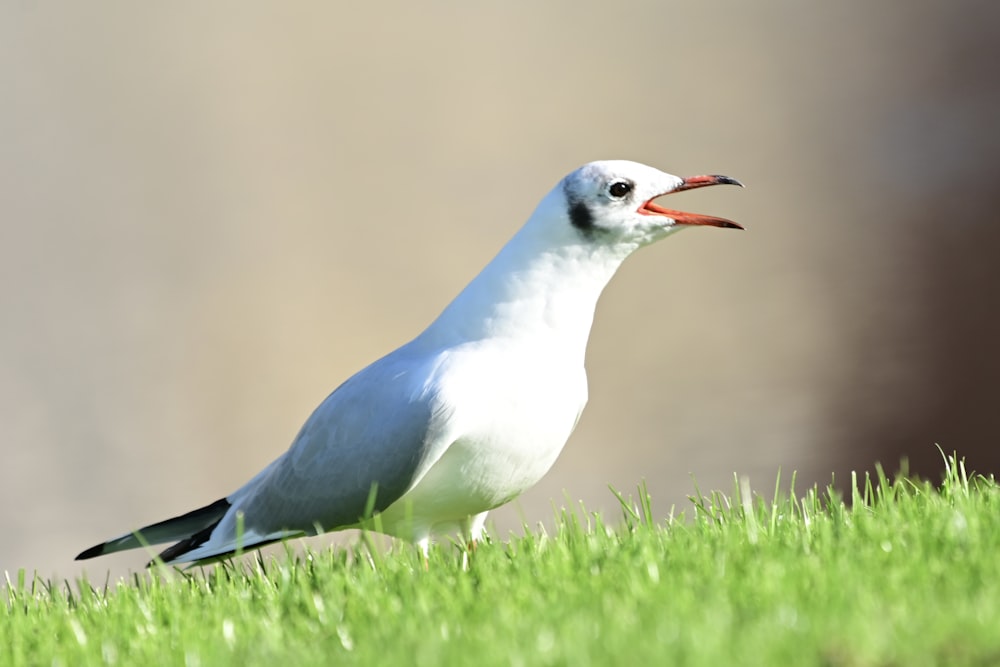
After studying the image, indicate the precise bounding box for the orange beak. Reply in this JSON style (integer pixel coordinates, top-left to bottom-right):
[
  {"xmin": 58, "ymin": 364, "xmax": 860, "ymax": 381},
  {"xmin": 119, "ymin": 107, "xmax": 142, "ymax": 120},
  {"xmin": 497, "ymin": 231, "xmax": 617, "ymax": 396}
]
[{"xmin": 638, "ymin": 174, "xmax": 744, "ymax": 229}]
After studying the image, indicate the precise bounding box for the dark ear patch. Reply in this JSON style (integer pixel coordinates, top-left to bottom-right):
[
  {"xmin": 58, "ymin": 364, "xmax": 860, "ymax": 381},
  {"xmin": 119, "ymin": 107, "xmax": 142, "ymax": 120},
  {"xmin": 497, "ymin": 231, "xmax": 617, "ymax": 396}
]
[{"xmin": 568, "ymin": 201, "xmax": 594, "ymax": 232}]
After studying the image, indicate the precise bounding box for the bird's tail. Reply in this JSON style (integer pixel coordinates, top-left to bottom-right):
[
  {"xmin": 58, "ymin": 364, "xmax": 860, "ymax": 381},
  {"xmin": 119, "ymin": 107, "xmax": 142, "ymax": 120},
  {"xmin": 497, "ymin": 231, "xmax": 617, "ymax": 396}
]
[
  {"xmin": 75, "ymin": 498, "xmax": 232, "ymax": 561},
  {"xmin": 76, "ymin": 497, "xmax": 303, "ymax": 567}
]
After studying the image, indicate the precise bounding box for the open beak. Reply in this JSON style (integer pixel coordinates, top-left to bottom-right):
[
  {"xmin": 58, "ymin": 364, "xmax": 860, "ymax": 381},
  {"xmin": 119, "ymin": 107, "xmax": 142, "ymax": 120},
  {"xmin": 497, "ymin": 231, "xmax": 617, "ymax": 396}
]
[{"xmin": 638, "ymin": 174, "xmax": 744, "ymax": 229}]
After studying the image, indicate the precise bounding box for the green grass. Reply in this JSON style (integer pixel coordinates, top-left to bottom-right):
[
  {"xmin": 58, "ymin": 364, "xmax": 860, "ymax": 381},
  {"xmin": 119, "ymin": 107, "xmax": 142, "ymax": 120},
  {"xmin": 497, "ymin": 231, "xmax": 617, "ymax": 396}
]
[{"xmin": 6, "ymin": 453, "xmax": 1000, "ymax": 666}]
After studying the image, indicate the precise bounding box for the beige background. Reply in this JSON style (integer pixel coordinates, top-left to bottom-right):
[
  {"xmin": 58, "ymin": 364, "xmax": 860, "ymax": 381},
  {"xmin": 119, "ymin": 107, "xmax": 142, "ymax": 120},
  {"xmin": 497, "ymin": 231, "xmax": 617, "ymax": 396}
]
[{"xmin": 3, "ymin": 2, "xmax": 999, "ymax": 580}]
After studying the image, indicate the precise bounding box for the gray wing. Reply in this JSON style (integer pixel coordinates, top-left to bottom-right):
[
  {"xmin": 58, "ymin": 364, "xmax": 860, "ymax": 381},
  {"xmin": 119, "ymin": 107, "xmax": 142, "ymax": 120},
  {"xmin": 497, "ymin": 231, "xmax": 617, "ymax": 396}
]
[
  {"xmin": 226, "ymin": 345, "xmax": 453, "ymax": 538},
  {"xmin": 74, "ymin": 343, "xmax": 459, "ymax": 566}
]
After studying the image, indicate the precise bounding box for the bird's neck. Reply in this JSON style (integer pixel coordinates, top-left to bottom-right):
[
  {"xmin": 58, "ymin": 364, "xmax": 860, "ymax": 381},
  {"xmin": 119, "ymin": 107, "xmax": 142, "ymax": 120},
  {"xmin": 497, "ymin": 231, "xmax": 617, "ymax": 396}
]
[{"xmin": 416, "ymin": 229, "xmax": 637, "ymax": 360}]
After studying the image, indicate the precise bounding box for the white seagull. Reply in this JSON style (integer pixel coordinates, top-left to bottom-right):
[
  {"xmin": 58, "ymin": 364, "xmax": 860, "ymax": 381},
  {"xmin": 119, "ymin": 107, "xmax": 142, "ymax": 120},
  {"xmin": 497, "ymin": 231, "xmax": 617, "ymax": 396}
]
[{"xmin": 76, "ymin": 160, "xmax": 742, "ymax": 566}]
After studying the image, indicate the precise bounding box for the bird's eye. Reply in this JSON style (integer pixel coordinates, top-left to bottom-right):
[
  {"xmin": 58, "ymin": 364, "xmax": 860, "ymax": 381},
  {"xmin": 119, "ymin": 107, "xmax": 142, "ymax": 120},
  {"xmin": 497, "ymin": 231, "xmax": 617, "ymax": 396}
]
[{"xmin": 608, "ymin": 181, "xmax": 632, "ymax": 198}]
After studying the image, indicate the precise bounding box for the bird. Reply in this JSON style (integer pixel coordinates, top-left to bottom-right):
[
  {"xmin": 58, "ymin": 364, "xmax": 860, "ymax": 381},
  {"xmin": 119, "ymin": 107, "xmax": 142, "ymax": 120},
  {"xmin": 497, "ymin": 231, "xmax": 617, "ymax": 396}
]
[{"xmin": 76, "ymin": 160, "xmax": 743, "ymax": 566}]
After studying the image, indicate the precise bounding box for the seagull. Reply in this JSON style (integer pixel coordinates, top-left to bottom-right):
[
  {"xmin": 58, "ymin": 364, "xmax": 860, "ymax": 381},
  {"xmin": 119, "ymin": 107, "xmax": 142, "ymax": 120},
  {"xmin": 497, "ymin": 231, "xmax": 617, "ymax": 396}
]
[{"xmin": 76, "ymin": 160, "xmax": 742, "ymax": 566}]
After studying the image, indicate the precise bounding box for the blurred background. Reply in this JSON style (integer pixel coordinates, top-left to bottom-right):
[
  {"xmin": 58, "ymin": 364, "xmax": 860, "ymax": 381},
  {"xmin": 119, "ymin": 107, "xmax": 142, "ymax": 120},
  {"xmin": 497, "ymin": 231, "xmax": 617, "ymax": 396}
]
[{"xmin": 3, "ymin": 2, "xmax": 999, "ymax": 580}]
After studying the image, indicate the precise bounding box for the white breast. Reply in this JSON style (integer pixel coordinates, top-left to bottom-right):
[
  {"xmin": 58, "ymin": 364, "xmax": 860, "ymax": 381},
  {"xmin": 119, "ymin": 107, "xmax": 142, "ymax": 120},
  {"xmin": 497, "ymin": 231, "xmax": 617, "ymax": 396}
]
[{"xmin": 377, "ymin": 338, "xmax": 588, "ymax": 541}]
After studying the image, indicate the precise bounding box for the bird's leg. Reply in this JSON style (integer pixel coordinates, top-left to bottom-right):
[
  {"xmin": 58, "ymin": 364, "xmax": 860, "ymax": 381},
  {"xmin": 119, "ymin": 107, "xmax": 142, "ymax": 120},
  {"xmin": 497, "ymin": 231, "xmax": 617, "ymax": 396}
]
[
  {"xmin": 460, "ymin": 512, "xmax": 489, "ymax": 571},
  {"xmin": 416, "ymin": 535, "xmax": 431, "ymax": 572}
]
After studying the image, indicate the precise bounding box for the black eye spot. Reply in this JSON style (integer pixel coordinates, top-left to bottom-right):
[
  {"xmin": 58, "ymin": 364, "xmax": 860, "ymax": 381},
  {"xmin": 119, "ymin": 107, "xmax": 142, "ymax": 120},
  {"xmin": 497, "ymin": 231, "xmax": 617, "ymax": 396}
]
[{"xmin": 608, "ymin": 181, "xmax": 632, "ymax": 199}]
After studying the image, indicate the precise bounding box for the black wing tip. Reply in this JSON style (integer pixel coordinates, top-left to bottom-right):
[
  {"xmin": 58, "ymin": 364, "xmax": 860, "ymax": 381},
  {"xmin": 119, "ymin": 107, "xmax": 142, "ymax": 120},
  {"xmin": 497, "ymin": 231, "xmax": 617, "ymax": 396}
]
[
  {"xmin": 146, "ymin": 500, "xmax": 236, "ymax": 566},
  {"xmin": 74, "ymin": 497, "xmax": 233, "ymax": 562},
  {"xmin": 75, "ymin": 544, "xmax": 106, "ymax": 561},
  {"xmin": 151, "ymin": 535, "xmax": 205, "ymax": 566},
  {"xmin": 146, "ymin": 535, "xmax": 298, "ymax": 568}
]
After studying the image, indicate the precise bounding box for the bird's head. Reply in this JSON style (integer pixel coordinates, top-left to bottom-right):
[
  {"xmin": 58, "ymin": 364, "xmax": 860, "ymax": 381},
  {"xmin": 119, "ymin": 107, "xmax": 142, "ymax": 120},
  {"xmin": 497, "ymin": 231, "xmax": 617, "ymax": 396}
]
[{"xmin": 551, "ymin": 160, "xmax": 743, "ymax": 247}]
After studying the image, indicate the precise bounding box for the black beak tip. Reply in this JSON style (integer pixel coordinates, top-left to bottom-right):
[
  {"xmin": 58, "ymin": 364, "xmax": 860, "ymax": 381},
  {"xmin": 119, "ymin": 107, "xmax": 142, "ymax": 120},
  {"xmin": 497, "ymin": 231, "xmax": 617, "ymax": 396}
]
[{"xmin": 714, "ymin": 175, "xmax": 745, "ymax": 188}]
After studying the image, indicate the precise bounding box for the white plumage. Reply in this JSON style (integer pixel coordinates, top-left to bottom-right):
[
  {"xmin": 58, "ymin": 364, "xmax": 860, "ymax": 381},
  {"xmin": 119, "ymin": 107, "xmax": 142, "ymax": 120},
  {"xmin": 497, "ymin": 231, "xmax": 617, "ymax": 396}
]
[{"xmin": 76, "ymin": 160, "xmax": 742, "ymax": 565}]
